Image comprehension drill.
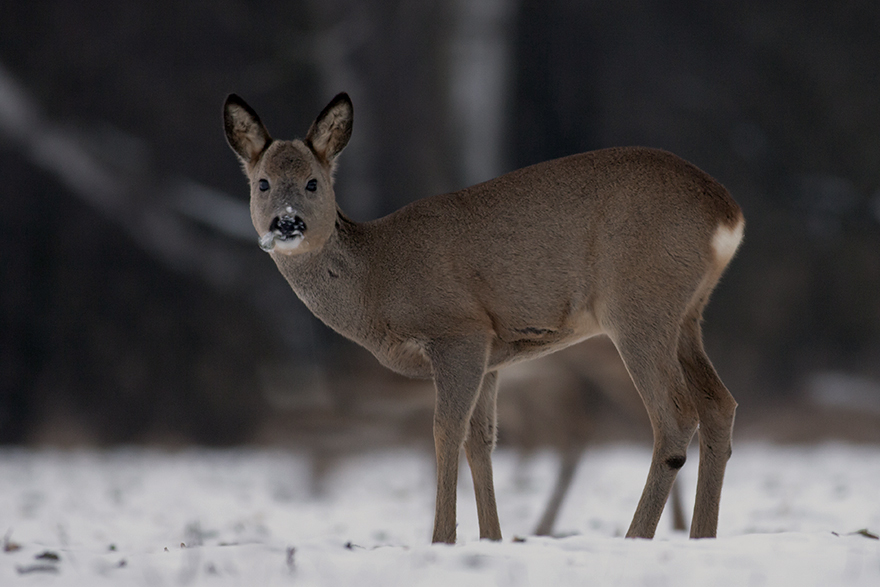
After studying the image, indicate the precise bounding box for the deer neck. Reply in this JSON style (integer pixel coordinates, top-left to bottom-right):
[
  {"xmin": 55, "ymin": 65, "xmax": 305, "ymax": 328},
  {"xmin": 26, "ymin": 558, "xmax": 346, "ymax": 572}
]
[{"xmin": 270, "ymin": 209, "xmax": 372, "ymax": 341}]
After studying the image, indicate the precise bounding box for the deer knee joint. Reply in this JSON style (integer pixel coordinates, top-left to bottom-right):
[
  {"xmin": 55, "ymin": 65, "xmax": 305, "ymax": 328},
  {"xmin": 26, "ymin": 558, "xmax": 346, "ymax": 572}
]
[{"xmin": 665, "ymin": 455, "xmax": 686, "ymax": 470}]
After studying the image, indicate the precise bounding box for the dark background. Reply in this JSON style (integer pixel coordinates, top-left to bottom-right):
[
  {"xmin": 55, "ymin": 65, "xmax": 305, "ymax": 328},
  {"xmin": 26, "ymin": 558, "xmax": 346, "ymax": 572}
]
[{"xmin": 2, "ymin": 0, "xmax": 880, "ymax": 447}]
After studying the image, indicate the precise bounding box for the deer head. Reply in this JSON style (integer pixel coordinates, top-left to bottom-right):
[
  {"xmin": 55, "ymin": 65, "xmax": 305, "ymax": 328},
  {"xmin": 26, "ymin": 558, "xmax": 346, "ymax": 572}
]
[{"xmin": 223, "ymin": 93, "xmax": 353, "ymax": 255}]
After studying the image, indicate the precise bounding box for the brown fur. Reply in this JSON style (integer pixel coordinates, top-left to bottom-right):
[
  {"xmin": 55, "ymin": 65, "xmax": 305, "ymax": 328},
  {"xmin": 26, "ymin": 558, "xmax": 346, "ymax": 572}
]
[{"xmin": 223, "ymin": 92, "xmax": 744, "ymax": 544}]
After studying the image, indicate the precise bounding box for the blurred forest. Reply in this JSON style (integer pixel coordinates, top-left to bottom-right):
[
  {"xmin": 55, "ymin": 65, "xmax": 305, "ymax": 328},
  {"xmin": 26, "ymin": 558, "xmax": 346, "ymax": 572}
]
[{"xmin": 2, "ymin": 0, "xmax": 880, "ymax": 447}]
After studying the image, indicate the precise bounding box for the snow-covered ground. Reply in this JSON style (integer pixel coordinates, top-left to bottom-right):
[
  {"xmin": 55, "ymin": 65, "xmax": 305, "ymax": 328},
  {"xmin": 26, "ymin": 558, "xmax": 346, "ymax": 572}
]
[{"xmin": 2, "ymin": 443, "xmax": 879, "ymax": 586}]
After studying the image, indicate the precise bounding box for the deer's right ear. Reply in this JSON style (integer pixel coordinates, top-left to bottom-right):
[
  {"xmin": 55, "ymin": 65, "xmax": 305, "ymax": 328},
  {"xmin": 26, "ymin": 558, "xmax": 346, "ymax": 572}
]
[{"xmin": 224, "ymin": 94, "xmax": 272, "ymax": 170}]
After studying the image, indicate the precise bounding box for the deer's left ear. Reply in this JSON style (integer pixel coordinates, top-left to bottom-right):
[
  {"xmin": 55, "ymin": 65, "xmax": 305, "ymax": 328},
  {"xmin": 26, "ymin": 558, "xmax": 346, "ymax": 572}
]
[
  {"xmin": 224, "ymin": 94, "xmax": 272, "ymax": 170},
  {"xmin": 305, "ymin": 93, "xmax": 353, "ymax": 171}
]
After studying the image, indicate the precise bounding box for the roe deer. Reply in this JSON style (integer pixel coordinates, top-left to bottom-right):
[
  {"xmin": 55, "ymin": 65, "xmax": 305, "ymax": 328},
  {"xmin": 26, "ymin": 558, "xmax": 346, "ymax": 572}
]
[
  {"xmin": 499, "ymin": 337, "xmax": 687, "ymax": 536},
  {"xmin": 223, "ymin": 92, "xmax": 743, "ymax": 544}
]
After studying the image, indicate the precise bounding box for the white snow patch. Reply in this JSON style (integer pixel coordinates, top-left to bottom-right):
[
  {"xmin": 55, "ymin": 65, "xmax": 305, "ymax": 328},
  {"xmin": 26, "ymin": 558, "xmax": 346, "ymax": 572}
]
[{"xmin": 1, "ymin": 444, "xmax": 879, "ymax": 586}]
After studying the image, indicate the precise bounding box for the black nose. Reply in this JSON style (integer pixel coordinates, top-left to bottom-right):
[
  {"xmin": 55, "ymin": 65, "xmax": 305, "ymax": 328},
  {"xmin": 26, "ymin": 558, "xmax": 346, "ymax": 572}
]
[{"xmin": 270, "ymin": 215, "xmax": 307, "ymax": 239}]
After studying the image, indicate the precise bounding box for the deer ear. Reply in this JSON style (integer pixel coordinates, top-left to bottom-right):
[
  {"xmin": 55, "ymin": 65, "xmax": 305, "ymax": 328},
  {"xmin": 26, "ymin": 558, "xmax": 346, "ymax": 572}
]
[
  {"xmin": 224, "ymin": 94, "xmax": 272, "ymax": 170},
  {"xmin": 305, "ymin": 93, "xmax": 353, "ymax": 170}
]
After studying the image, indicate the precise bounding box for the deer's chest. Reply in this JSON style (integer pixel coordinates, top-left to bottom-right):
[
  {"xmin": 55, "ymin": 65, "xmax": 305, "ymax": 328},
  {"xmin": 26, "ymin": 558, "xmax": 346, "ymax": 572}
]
[{"xmin": 371, "ymin": 336, "xmax": 433, "ymax": 379}]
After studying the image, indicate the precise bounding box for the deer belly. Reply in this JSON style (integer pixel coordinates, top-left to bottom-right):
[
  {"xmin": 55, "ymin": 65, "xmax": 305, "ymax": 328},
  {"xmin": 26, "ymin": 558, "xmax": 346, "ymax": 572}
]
[{"xmin": 488, "ymin": 309, "xmax": 603, "ymax": 369}]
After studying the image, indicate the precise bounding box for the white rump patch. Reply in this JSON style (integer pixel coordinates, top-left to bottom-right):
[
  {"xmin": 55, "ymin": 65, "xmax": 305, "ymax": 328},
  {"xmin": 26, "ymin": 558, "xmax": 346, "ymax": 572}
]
[{"xmin": 711, "ymin": 218, "xmax": 744, "ymax": 266}]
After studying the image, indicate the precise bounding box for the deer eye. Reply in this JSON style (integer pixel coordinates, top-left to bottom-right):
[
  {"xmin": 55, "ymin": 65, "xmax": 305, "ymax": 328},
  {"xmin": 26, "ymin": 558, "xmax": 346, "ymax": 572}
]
[
  {"xmin": 258, "ymin": 179, "xmax": 270, "ymax": 191},
  {"xmin": 305, "ymin": 178, "xmax": 318, "ymax": 192}
]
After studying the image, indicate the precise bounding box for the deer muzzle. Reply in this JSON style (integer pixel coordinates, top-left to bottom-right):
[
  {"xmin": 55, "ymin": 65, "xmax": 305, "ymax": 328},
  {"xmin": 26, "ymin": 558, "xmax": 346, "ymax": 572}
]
[{"xmin": 259, "ymin": 214, "xmax": 307, "ymax": 253}]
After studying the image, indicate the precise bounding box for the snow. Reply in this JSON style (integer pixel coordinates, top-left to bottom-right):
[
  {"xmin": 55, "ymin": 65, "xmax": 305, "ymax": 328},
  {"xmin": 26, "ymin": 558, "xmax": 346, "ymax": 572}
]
[{"xmin": 2, "ymin": 443, "xmax": 879, "ymax": 586}]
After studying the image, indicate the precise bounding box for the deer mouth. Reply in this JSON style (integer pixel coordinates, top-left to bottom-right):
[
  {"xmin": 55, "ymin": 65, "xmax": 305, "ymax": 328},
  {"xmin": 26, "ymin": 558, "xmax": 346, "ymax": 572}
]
[{"xmin": 259, "ymin": 214, "xmax": 307, "ymax": 253}]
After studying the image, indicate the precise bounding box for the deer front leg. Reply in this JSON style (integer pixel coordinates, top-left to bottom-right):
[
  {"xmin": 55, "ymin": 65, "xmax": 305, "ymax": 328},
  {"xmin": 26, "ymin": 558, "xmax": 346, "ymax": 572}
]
[
  {"xmin": 429, "ymin": 337, "xmax": 490, "ymax": 544},
  {"xmin": 463, "ymin": 370, "xmax": 502, "ymax": 540}
]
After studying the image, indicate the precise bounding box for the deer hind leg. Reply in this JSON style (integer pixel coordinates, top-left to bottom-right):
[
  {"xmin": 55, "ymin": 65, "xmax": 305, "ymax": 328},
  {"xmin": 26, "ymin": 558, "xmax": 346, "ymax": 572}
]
[
  {"xmin": 668, "ymin": 478, "xmax": 688, "ymax": 532},
  {"xmin": 534, "ymin": 444, "xmax": 581, "ymax": 536},
  {"xmin": 429, "ymin": 336, "xmax": 490, "ymax": 544},
  {"xmin": 611, "ymin": 325, "xmax": 699, "ymax": 539},
  {"xmin": 463, "ymin": 370, "xmax": 502, "ymax": 540},
  {"xmin": 678, "ymin": 312, "xmax": 737, "ymax": 538}
]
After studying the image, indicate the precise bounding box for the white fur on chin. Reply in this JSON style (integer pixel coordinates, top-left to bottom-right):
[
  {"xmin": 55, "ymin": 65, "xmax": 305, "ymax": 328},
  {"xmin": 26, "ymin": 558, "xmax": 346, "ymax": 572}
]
[{"xmin": 271, "ymin": 234, "xmax": 304, "ymax": 254}]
